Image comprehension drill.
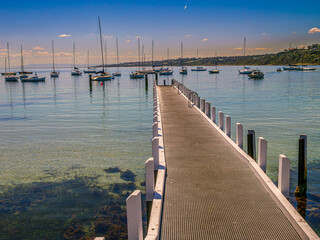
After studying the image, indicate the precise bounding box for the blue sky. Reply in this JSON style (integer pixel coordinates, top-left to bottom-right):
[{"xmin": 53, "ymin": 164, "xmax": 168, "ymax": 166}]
[{"xmin": 1, "ymin": 0, "xmax": 320, "ymax": 66}]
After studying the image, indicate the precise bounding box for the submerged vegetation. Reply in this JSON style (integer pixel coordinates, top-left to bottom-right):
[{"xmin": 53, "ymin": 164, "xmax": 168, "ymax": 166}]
[
  {"xmin": 106, "ymin": 43, "xmax": 320, "ymax": 67},
  {"xmin": 0, "ymin": 168, "xmax": 145, "ymax": 240}
]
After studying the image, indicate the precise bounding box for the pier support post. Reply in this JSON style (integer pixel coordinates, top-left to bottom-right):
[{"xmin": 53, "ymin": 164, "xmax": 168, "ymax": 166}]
[
  {"xmin": 152, "ymin": 137, "xmax": 159, "ymax": 170},
  {"xmin": 236, "ymin": 123, "xmax": 243, "ymax": 149},
  {"xmin": 126, "ymin": 190, "xmax": 143, "ymax": 240},
  {"xmin": 152, "ymin": 122, "xmax": 158, "ymax": 138},
  {"xmin": 155, "ymin": 73, "xmax": 158, "ymax": 85},
  {"xmin": 200, "ymin": 99, "xmax": 205, "ymax": 112},
  {"xmin": 278, "ymin": 154, "xmax": 290, "ymax": 199},
  {"xmin": 247, "ymin": 129, "xmax": 256, "ymax": 160},
  {"xmin": 145, "ymin": 158, "xmax": 154, "ymax": 227},
  {"xmin": 225, "ymin": 115, "xmax": 231, "ymax": 137},
  {"xmin": 89, "ymin": 74, "xmax": 92, "ymax": 92},
  {"xmin": 218, "ymin": 111, "xmax": 224, "ymax": 130},
  {"xmin": 145, "ymin": 74, "xmax": 148, "ymax": 91},
  {"xmin": 205, "ymin": 102, "xmax": 211, "ymax": 118},
  {"xmin": 153, "ymin": 114, "xmax": 158, "ymax": 124},
  {"xmin": 258, "ymin": 137, "xmax": 267, "ymax": 172},
  {"xmin": 295, "ymin": 135, "xmax": 307, "ymax": 196},
  {"xmin": 164, "ymin": 79, "xmax": 166, "ymax": 86},
  {"xmin": 211, "ymin": 106, "xmax": 216, "ymax": 123}
]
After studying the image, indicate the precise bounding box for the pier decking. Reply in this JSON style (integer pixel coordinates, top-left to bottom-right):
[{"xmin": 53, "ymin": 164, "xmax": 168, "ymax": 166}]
[{"xmin": 158, "ymin": 86, "xmax": 301, "ymax": 239}]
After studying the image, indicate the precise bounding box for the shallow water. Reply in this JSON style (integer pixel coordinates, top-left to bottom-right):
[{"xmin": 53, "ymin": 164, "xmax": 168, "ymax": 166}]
[{"xmin": 0, "ymin": 66, "xmax": 319, "ymax": 238}]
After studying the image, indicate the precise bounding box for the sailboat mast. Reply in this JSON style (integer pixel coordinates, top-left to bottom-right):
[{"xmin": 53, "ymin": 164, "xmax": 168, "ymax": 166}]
[
  {"xmin": 104, "ymin": 41, "xmax": 108, "ymax": 71},
  {"xmin": 21, "ymin": 45, "xmax": 24, "ymax": 73},
  {"xmin": 244, "ymin": 37, "xmax": 246, "ymax": 58},
  {"xmin": 98, "ymin": 16, "xmax": 105, "ymax": 73},
  {"xmin": 7, "ymin": 42, "xmax": 10, "ymax": 72},
  {"xmin": 87, "ymin": 50, "xmax": 90, "ymax": 69},
  {"xmin": 181, "ymin": 42, "xmax": 183, "ymax": 67},
  {"xmin": 52, "ymin": 40, "xmax": 55, "ymax": 72},
  {"xmin": 116, "ymin": 37, "xmax": 119, "ymax": 72},
  {"xmin": 142, "ymin": 45, "xmax": 144, "ymax": 70},
  {"xmin": 73, "ymin": 43, "xmax": 76, "ymax": 69},
  {"xmin": 5, "ymin": 57, "xmax": 7, "ymax": 73},
  {"xmin": 138, "ymin": 37, "xmax": 140, "ymax": 71},
  {"xmin": 151, "ymin": 40, "xmax": 154, "ymax": 68}
]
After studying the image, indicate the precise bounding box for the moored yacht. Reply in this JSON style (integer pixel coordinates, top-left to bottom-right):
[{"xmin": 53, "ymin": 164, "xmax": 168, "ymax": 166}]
[
  {"xmin": 191, "ymin": 66, "xmax": 207, "ymax": 71},
  {"xmin": 71, "ymin": 43, "xmax": 82, "ymax": 76},
  {"xmin": 248, "ymin": 69, "xmax": 264, "ymax": 78},
  {"xmin": 21, "ymin": 73, "xmax": 45, "ymax": 82}
]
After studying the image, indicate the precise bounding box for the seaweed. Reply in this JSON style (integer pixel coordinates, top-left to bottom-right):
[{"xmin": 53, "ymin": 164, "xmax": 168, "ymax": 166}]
[{"xmin": 120, "ymin": 170, "xmax": 136, "ymax": 181}]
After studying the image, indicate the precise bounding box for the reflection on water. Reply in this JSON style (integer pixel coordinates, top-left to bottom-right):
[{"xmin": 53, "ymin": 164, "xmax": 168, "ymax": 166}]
[{"xmin": 0, "ymin": 66, "xmax": 319, "ymax": 237}]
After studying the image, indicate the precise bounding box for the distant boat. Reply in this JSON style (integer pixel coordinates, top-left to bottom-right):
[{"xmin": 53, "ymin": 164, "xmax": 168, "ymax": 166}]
[
  {"xmin": 83, "ymin": 50, "xmax": 96, "ymax": 73},
  {"xmin": 191, "ymin": 66, "xmax": 207, "ymax": 71},
  {"xmin": 50, "ymin": 40, "xmax": 60, "ymax": 78},
  {"xmin": 113, "ymin": 37, "xmax": 121, "ymax": 76},
  {"xmin": 130, "ymin": 37, "xmax": 145, "ymax": 79},
  {"xmin": 179, "ymin": 42, "xmax": 187, "ymax": 75},
  {"xmin": 209, "ymin": 51, "xmax": 220, "ymax": 74},
  {"xmin": 91, "ymin": 17, "xmax": 112, "ymax": 81},
  {"xmin": 249, "ymin": 69, "xmax": 264, "ymax": 78},
  {"xmin": 159, "ymin": 70, "xmax": 173, "ymax": 75},
  {"xmin": 239, "ymin": 37, "xmax": 253, "ymax": 74},
  {"xmin": 21, "ymin": 73, "xmax": 45, "ymax": 82},
  {"xmin": 71, "ymin": 43, "xmax": 82, "ymax": 76},
  {"xmin": 297, "ymin": 66, "xmax": 316, "ymax": 71},
  {"xmin": 5, "ymin": 75, "xmax": 18, "ymax": 81},
  {"xmin": 283, "ymin": 65, "xmax": 300, "ymax": 71},
  {"xmin": 19, "ymin": 45, "xmax": 28, "ymax": 79}
]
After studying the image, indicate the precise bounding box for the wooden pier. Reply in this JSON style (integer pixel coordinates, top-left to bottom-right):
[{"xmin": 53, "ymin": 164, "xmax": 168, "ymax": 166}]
[{"xmin": 125, "ymin": 80, "xmax": 319, "ymax": 240}]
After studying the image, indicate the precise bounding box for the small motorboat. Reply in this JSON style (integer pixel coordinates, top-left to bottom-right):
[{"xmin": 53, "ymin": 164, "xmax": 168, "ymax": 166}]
[
  {"xmin": 130, "ymin": 71, "xmax": 145, "ymax": 79},
  {"xmin": 84, "ymin": 68, "xmax": 96, "ymax": 74},
  {"xmin": 113, "ymin": 72, "xmax": 121, "ymax": 77},
  {"xmin": 179, "ymin": 67, "xmax": 188, "ymax": 75},
  {"xmin": 5, "ymin": 75, "xmax": 18, "ymax": 81},
  {"xmin": 283, "ymin": 65, "xmax": 300, "ymax": 71},
  {"xmin": 20, "ymin": 74, "xmax": 28, "ymax": 79},
  {"xmin": 91, "ymin": 72, "xmax": 112, "ymax": 81},
  {"xmin": 159, "ymin": 69, "xmax": 173, "ymax": 75},
  {"xmin": 209, "ymin": 69, "xmax": 219, "ymax": 74},
  {"xmin": 21, "ymin": 73, "xmax": 45, "ymax": 82},
  {"xmin": 297, "ymin": 65, "xmax": 316, "ymax": 71},
  {"xmin": 249, "ymin": 70, "xmax": 264, "ymax": 79},
  {"xmin": 239, "ymin": 67, "xmax": 253, "ymax": 74},
  {"xmin": 191, "ymin": 66, "xmax": 207, "ymax": 71}
]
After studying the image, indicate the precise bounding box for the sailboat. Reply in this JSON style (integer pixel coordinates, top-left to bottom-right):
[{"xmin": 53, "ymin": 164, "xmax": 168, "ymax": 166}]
[
  {"xmin": 91, "ymin": 17, "xmax": 112, "ymax": 81},
  {"xmin": 19, "ymin": 45, "xmax": 28, "ymax": 79},
  {"xmin": 83, "ymin": 50, "xmax": 96, "ymax": 73},
  {"xmin": 159, "ymin": 48, "xmax": 173, "ymax": 75},
  {"xmin": 50, "ymin": 40, "xmax": 59, "ymax": 77},
  {"xmin": 113, "ymin": 37, "xmax": 121, "ymax": 76},
  {"xmin": 4, "ymin": 43, "xmax": 18, "ymax": 81},
  {"xmin": 297, "ymin": 51, "xmax": 316, "ymax": 71},
  {"xmin": 71, "ymin": 43, "xmax": 82, "ymax": 76},
  {"xmin": 239, "ymin": 37, "xmax": 253, "ymax": 74},
  {"xmin": 179, "ymin": 42, "xmax": 187, "ymax": 75},
  {"xmin": 209, "ymin": 51, "xmax": 220, "ymax": 74},
  {"xmin": 130, "ymin": 37, "xmax": 145, "ymax": 79}
]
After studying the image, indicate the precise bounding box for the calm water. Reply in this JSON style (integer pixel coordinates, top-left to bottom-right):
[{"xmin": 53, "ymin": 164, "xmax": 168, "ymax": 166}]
[{"xmin": 0, "ymin": 66, "xmax": 319, "ymax": 238}]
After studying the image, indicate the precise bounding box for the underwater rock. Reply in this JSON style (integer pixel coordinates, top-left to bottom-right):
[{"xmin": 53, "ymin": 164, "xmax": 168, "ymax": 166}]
[
  {"xmin": 104, "ymin": 167, "xmax": 121, "ymax": 173},
  {"xmin": 111, "ymin": 182, "xmax": 136, "ymax": 194},
  {"xmin": 120, "ymin": 170, "xmax": 136, "ymax": 181}
]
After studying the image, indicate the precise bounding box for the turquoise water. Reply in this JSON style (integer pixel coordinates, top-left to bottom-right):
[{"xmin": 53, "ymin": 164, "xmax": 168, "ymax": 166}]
[{"xmin": 0, "ymin": 66, "xmax": 319, "ymax": 238}]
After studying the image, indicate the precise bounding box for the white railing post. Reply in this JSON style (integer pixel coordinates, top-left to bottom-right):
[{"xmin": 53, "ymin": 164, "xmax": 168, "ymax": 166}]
[
  {"xmin": 236, "ymin": 123, "xmax": 243, "ymax": 149},
  {"xmin": 225, "ymin": 115, "xmax": 231, "ymax": 137},
  {"xmin": 145, "ymin": 158, "xmax": 154, "ymax": 202},
  {"xmin": 200, "ymin": 99, "xmax": 205, "ymax": 112},
  {"xmin": 152, "ymin": 137, "xmax": 159, "ymax": 170},
  {"xmin": 126, "ymin": 190, "xmax": 143, "ymax": 240},
  {"xmin": 152, "ymin": 122, "xmax": 158, "ymax": 138},
  {"xmin": 211, "ymin": 106, "xmax": 216, "ymax": 123},
  {"xmin": 258, "ymin": 137, "xmax": 267, "ymax": 172},
  {"xmin": 218, "ymin": 111, "xmax": 224, "ymax": 130},
  {"xmin": 278, "ymin": 154, "xmax": 290, "ymax": 198}
]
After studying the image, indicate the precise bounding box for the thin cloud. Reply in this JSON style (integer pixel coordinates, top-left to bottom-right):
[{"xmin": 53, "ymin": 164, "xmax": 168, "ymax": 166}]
[
  {"xmin": 33, "ymin": 46, "xmax": 44, "ymax": 50},
  {"xmin": 126, "ymin": 40, "xmax": 131, "ymax": 43},
  {"xmin": 248, "ymin": 48, "xmax": 273, "ymax": 51},
  {"xmin": 56, "ymin": 52, "xmax": 72, "ymax": 56},
  {"xmin": 262, "ymin": 33, "xmax": 267, "ymax": 36},
  {"xmin": 308, "ymin": 27, "xmax": 320, "ymax": 34},
  {"xmin": 58, "ymin": 34, "xmax": 71, "ymax": 37},
  {"xmin": 235, "ymin": 47, "xmax": 243, "ymax": 50},
  {"xmin": 184, "ymin": 34, "xmax": 192, "ymax": 38},
  {"xmin": 292, "ymin": 31, "xmax": 297, "ymax": 34},
  {"xmin": 135, "ymin": 36, "xmax": 140, "ymax": 39},
  {"xmin": 89, "ymin": 33, "xmax": 96, "ymax": 36},
  {"xmin": 36, "ymin": 51, "xmax": 50, "ymax": 56},
  {"xmin": 201, "ymin": 38, "xmax": 208, "ymax": 42},
  {"xmin": 104, "ymin": 35, "xmax": 113, "ymax": 39}
]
